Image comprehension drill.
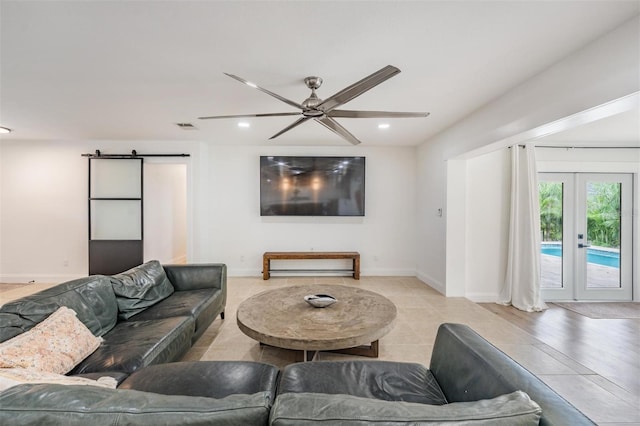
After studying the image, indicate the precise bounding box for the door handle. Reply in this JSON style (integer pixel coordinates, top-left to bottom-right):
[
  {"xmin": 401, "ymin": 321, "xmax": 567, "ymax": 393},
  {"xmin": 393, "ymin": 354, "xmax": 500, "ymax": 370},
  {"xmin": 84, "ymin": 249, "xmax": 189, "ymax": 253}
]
[{"xmin": 577, "ymin": 233, "xmax": 590, "ymax": 248}]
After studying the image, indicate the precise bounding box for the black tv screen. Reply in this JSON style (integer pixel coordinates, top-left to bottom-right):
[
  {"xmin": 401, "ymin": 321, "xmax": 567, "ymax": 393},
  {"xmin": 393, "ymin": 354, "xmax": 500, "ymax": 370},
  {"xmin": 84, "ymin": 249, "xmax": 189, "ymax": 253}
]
[{"xmin": 260, "ymin": 156, "xmax": 365, "ymax": 216}]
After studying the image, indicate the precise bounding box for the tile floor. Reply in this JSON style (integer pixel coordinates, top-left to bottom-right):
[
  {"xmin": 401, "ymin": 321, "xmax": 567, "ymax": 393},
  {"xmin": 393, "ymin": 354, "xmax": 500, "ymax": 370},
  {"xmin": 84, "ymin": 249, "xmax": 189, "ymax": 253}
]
[
  {"xmin": 2, "ymin": 276, "xmax": 638, "ymax": 425},
  {"xmin": 182, "ymin": 276, "xmax": 639, "ymax": 426}
]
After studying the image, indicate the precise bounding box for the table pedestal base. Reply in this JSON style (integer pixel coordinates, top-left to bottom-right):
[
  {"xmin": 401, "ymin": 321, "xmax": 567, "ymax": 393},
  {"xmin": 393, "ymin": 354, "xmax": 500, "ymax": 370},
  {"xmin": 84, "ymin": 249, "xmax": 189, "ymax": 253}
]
[{"xmin": 296, "ymin": 340, "xmax": 379, "ymax": 362}]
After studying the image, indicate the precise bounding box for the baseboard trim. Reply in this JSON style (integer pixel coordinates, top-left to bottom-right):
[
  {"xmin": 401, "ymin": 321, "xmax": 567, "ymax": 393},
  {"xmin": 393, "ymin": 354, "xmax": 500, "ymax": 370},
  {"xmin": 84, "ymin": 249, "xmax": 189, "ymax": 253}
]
[
  {"xmin": 227, "ymin": 268, "xmax": 418, "ymax": 278},
  {"xmin": 0, "ymin": 273, "xmax": 85, "ymax": 284},
  {"xmin": 416, "ymin": 270, "xmax": 445, "ymax": 295},
  {"xmin": 465, "ymin": 292, "xmax": 499, "ymax": 303}
]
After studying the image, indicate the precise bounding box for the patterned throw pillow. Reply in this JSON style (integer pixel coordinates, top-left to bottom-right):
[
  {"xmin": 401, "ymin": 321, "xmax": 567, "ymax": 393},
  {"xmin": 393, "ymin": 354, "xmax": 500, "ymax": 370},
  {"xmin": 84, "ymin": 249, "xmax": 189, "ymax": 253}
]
[{"xmin": 0, "ymin": 306, "xmax": 102, "ymax": 374}]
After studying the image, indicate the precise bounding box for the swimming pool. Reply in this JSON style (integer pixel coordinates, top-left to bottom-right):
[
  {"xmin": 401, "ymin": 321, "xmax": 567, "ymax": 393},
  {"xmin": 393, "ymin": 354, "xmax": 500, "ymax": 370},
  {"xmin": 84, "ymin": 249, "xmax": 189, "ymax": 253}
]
[{"xmin": 541, "ymin": 244, "xmax": 619, "ymax": 268}]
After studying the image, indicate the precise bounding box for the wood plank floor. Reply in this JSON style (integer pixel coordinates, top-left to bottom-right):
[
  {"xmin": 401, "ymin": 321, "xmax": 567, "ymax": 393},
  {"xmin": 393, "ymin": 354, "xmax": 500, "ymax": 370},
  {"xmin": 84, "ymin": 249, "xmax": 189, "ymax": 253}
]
[{"xmin": 480, "ymin": 303, "xmax": 640, "ymax": 397}]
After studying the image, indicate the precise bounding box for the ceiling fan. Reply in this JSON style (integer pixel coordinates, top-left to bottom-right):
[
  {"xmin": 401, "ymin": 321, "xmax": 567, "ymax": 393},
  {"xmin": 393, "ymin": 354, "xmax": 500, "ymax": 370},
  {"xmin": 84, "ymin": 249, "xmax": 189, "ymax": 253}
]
[{"xmin": 198, "ymin": 65, "xmax": 429, "ymax": 145}]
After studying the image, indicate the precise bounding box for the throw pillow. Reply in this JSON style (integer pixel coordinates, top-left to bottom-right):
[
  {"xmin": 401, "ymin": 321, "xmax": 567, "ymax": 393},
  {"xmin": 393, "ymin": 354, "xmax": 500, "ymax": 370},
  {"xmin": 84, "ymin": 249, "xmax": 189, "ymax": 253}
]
[
  {"xmin": 270, "ymin": 391, "xmax": 542, "ymax": 425},
  {"xmin": 110, "ymin": 260, "xmax": 175, "ymax": 319},
  {"xmin": 0, "ymin": 306, "xmax": 102, "ymax": 374},
  {"xmin": 0, "ymin": 368, "xmax": 117, "ymax": 392}
]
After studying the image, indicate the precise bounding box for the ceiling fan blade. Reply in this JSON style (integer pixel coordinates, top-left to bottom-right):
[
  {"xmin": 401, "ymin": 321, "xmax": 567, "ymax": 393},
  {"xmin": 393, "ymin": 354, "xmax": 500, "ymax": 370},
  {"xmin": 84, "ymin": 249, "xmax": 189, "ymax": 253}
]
[
  {"xmin": 317, "ymin": 65, "xmax": 401, "ymax": 113},
  {"xmin": 315, "ymin": 117, "xmax": 362, "ymax": 145},
  {"xmin": 198, "ymin": 112, "xmax": 300, "ymax": 120},
  {"xmin": 224, "ymin": 73, "xmax": 304, "ymax": 110},
  {"xmin": 269, "ymin": 116, "xmax": 313, "ymax": 140},
  {"xmin": 328, "ymin": 110, "xmax": 430, "ymax": 118}
]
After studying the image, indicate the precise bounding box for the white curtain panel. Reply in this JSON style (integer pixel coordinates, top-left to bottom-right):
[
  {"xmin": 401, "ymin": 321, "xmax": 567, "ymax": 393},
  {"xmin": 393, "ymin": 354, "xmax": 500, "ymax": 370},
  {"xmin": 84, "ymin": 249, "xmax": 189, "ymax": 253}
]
[{"xmin": 499, "ymin": 144, "xmax": 547, "ymax": 312}]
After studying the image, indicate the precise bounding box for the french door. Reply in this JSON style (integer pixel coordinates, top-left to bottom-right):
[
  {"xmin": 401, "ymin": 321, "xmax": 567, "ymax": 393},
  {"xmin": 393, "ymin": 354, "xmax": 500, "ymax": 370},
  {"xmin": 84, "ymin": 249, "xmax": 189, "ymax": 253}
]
[{"xmin": 539, "ymin": 173, "xmax": 632, "ymax": 301}]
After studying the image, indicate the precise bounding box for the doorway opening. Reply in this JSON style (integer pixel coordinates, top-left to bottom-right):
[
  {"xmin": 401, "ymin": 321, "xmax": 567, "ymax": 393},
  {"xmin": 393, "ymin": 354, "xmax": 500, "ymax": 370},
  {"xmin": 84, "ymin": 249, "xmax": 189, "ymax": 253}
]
[{"xmin": 143, "ymin": 163, "xmax": 188, "ymax": 264}]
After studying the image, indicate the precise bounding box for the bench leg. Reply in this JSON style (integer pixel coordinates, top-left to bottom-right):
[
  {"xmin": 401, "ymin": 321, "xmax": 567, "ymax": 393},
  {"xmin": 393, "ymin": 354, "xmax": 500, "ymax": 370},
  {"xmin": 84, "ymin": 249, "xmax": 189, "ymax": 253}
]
[
  {"xmin": 353, "ymin": 257, "xmax": 360, "ymax": 280},
  {"xmin": 263, "ymin": 257, "xmax": 270, "ymax": 280}
]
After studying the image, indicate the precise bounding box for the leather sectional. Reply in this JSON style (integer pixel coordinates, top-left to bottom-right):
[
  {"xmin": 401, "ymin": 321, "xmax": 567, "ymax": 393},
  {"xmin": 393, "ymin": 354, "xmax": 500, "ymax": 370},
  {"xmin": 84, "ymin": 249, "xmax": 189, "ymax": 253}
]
[
  {"xmin": 0, "ymin": 262, "xmax": 594, "ymax": 425},
  {"xmin": 0, "ymin": 260, "xmax": 227, "ymax": 378}
]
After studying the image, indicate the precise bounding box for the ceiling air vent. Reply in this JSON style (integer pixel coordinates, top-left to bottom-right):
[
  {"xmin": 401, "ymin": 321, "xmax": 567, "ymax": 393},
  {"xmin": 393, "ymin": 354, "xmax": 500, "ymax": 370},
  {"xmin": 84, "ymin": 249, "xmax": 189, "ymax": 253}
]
[{"xmin": 176, "ymin": 122, "xmax": 198, "ymax": 130}]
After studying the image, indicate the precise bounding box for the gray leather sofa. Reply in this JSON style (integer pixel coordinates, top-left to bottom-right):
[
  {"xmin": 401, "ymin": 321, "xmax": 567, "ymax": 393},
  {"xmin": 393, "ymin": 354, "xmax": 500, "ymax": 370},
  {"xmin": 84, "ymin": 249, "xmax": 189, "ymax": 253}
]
[
  {"xmin": 1, "ymin": 361, "xmax": 281, "ymax": 425},
  {"xmin": 270, "ymin": 323, "xmax": 595, "ymax": 425},
  {"xmin": 1, "ymin": 269, "xmax": 594, "ymax": 426},
  {"xmin": 0, "ymin": 258, "xmax": 284, "ymax": 425},
  {"xmin": 0, "ymin": 260, "xmax": 227, "ymax": 376}
]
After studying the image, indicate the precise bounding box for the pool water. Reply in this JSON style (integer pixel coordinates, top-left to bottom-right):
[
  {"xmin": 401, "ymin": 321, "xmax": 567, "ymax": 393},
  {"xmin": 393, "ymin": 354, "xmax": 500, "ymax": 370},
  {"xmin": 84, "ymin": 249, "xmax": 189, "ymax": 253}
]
[{"xmin": 541, "ymin": 245, "xmax": 619, "ymax": 268}]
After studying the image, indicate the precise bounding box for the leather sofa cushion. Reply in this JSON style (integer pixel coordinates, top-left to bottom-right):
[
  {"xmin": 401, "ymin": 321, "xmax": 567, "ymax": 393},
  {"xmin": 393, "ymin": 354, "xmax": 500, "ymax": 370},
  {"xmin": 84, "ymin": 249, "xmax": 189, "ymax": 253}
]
[
  {"xmin": 270, "ymin": 391, "xmax": 541, "ymax": 426},
  {"xmin": 128, "ymin": 288, "xmax": 223, "ymax": 342},
  {"xmin": 164, "ymin": 263, "xmax": 226, "ymax": 292},
  {"xmin": 278, "ymin": 361, "xmax": 447, "ymax": 405},
  {"xmin": 0, "ymin": 383, "xmax": 273, "ymax": 426},
  {"xmin": 71, "ymin": 316, "xmax": 194, "ymax": 374},
  {"xmin": 110, "ymin": 260, "xmax": 175, "ymax": 320},
  {"xmin": 0, "ymin": 275, "xmax": 117, "ymax": 341},
  {"xmin": 120, "ymin": 361, "xmax": 280, "ymax": 402}
]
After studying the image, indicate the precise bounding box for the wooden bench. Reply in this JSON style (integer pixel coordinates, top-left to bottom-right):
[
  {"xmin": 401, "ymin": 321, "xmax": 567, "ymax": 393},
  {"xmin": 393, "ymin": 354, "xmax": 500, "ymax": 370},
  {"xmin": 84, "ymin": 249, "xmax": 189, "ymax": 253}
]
[{"xmin": 262, "ymin": 251, "xmax": 360, "ymax": 280}]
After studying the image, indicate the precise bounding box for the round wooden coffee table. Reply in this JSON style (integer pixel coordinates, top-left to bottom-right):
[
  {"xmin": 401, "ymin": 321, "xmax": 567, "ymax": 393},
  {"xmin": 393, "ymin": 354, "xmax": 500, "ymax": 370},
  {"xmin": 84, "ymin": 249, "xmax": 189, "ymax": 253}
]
[{"xmin": 236, "ymin": 284, "xmax": 397, "ymax": 361}]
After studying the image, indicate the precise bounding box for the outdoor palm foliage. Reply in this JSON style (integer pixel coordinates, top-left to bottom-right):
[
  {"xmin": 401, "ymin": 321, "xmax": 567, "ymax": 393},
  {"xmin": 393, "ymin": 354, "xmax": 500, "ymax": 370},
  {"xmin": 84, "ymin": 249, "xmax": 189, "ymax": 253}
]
[
  {"xmin": 586, "ymin": 182, "xmax": 621, "ymax": 248},
  {"xmin": 538, "ymin": 181, "xmax": 620, "ymax": 249},
  {"xmin": 539, "ymin": 182, "xmax": 563, "ymax": 242}
]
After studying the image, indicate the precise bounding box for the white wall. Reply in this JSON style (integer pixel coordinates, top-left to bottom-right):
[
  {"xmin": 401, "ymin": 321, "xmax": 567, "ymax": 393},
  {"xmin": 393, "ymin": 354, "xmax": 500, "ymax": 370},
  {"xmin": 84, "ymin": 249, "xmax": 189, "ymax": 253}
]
[
  {"xmin": 0, "ymin": 140, "xmax": 418, "ymax": 281},
  {"xmin": 0, "ymin": 140, "xmax": 203, "ymax": 282},
  {"xmin": 416, "ymin": 141, "xmax": 448, "ymax": 292},
  {"xmin": 464, "ymin": 149, "xmax": 511, "ymax": 301},
  {"xmin": 417, "ymin": 15, "xmax": 639, "ymax": 298},
  {"xmin": 0, "ymin": 141, "xmax": 87, "ymax": 282},
  {"xmin": 205, "ymin": 145, "xmax": 417, "ymax": 276}
]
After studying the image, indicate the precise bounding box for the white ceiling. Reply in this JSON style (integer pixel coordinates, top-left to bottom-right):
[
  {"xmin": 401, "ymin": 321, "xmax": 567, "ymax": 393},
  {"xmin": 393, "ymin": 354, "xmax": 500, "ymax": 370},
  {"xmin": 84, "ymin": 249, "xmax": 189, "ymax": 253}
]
[{"xmin": 1, "ymin": 0, "xmax": 638, "ymax": 147}]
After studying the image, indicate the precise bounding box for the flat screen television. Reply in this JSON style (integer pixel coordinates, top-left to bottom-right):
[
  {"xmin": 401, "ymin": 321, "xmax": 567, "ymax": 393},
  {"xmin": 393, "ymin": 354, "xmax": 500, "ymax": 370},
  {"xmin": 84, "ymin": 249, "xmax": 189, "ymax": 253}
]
[{"xmin": 260, "ymin": 156, "xmax": 365, "ymax": 216}]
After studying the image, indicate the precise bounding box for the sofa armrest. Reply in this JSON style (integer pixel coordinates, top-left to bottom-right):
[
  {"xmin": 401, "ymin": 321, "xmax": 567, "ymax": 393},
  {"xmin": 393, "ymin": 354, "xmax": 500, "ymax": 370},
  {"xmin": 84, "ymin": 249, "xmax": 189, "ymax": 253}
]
[
  {"xmin": 429, "ymin": 323, "xmax": 595, "ymax": 426},
  {"xmin": 163, "ymin": 264, "xmax": 227, "ymax": 293}
]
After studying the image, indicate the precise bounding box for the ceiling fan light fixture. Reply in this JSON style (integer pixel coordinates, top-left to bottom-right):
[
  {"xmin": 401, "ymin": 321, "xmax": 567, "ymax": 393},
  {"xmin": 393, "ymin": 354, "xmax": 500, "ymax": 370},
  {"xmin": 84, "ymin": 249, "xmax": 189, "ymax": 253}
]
[{"xmin": 378, "ymin": 123, "xmax": 390, "ymax": 129}]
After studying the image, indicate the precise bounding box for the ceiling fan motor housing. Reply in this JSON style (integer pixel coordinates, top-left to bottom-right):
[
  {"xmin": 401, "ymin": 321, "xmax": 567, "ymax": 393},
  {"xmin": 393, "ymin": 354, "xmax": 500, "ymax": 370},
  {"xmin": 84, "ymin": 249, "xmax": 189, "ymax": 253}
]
[{"xmin": 302, "ymin": 76, "xmax": 323, "ymax": 110}]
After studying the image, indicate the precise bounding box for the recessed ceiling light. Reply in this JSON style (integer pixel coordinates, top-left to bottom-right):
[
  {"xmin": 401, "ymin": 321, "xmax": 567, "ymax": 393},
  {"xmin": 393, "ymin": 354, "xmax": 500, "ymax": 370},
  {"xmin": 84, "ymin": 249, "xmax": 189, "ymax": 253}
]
[
  {"xmin": 0, "ymin": 126, "xmax": 12, "ymax": 134},
  {"xmin": 378, "ymin": 123, "xmax": 390, "ymax": 129},
  {"xmin": 238, "ymin": 122, "xmax": 250, "ymax": 128}
]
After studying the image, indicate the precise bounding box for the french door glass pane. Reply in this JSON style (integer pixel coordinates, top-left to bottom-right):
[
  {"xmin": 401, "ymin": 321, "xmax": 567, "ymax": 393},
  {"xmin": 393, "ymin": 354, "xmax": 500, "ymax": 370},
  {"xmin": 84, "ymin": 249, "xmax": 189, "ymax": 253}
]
[
  {"xmin": 585, "ymin": 182, "xmax": 621, "ymax": 289},
  {"xmin": 539, "ymin": 181, "xmax": 563, "ymax": 289}
]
